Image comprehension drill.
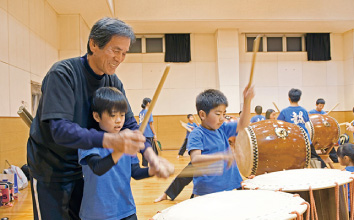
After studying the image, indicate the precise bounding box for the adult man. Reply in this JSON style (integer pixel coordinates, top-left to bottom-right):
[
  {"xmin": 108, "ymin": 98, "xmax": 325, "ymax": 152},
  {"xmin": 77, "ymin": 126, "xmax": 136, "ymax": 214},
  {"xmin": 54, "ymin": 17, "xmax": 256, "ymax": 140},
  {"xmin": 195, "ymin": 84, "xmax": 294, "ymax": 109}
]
[{"xmin": 27, "ymin": 17, "xmax": 173, "ymax": 220}]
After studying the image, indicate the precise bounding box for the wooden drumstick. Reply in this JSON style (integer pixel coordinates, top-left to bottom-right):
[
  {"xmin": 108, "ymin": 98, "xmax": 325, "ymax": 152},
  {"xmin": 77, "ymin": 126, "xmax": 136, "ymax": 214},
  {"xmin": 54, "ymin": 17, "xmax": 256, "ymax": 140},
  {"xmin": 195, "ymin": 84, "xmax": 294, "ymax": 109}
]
[
  {"xmin": 339, "ymin": 120, "xmax": 354, "ymax": 126},
  {"xmin": 326, "ymin": 103, "xmax": 339, "ymax": 115},
  {"xmin": 194, "ymin": 114, "xmax": 201, "ymax": 125},
  {"xmin": 139, "ymin": 65, "xmax": 171, "ymax": 133},
  {"xmin": 247, "ymin": 35, "xmax": 261, "ymax": 88},
  {"xmin": 272, "ymin": 102, "xmax": 280, "ymax": 112},
  {"xmin": 178, "ymin": 161, "xmax": 224, "ymax": 177},
  {"xmin": 180, "ymin": 120, "xmax": 192, "ymax": 132}
]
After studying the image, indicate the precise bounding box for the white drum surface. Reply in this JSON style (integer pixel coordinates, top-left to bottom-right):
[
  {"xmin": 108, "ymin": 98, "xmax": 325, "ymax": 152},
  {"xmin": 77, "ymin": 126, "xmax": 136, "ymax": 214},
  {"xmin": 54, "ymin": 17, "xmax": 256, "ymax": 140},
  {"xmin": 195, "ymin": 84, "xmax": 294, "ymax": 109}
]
[
  {"xmin": 152, "ymin": 190, "xmax": 307, "ymax": 220},
  {"xmin": 242, "ymin": 169, "xmax": 354, "ymax": 192}
]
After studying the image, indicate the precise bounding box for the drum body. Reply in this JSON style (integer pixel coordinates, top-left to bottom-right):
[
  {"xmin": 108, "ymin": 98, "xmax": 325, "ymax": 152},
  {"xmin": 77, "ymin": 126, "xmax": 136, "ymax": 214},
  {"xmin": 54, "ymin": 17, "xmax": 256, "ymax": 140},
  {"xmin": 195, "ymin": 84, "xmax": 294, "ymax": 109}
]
[
  {"xmin": 242, "ymin": 169, "xmax": 353, "ymax": 220},
  {"xmin": 153, "ymin": 190, "xmax": 307, "ymax": 220},
  {"xmin": 235, "ymin": 120, "xmax": 311, "ymax": 177},
  {"xmin": 306, "ymin": 114, "xmax": 340, "ymax": 150}
]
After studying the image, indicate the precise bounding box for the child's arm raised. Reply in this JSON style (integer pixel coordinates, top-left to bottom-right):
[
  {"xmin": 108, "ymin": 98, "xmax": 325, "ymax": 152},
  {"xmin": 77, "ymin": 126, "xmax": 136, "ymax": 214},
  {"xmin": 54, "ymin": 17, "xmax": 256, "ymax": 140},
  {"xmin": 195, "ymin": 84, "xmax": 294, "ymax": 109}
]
[{"xmin": 237, "ymin": 86, "xmax": 254, "ymax": 132}]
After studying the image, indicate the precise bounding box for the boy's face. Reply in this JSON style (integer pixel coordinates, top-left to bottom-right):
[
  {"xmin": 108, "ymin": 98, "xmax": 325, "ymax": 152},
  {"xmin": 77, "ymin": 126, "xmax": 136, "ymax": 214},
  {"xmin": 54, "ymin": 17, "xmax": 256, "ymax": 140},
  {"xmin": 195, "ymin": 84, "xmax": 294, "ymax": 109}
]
[
  {"xmin": 316, "ymin": 104, "xmax": 324, "ymax": 111},
  {"xmin": 188, "ymin": 116, "xmax": 194, "ymax": 123},
  {"xmin": 93, "ymin": 110, "xmax": 125, "ymax": 133},
  {"xmin": 201, "ymin": 104, "xmax": 227, "ymax": 130}
]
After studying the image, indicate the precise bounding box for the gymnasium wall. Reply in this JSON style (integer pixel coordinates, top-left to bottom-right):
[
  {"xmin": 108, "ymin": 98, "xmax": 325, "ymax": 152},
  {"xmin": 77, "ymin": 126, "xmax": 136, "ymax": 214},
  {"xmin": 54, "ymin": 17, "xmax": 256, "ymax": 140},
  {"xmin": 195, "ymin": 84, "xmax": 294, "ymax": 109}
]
[
  {"xmin": 0, "ymin": 0, "xmax": 58, "ymax": 117},
  {"xmin": 239, "ymin": 33, "xmax": 348, "ymax": 113}
]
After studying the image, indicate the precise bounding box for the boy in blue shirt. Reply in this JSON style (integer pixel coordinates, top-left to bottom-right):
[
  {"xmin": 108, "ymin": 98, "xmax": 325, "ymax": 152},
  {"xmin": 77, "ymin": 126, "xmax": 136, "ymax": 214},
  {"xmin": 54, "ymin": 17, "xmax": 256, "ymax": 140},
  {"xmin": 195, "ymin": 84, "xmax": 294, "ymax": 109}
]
[
  {"xmin": 177, "ymin": 114, "xmax": 199, "ymax": 158},
  {"xmin": 79, "ymin": 87, "xmax": 157, "ymax": 220},
  {"xmin": 187, "ymin": 87, "xmax": 254, "ymax": 196},
  {"xmin": 309, "ymin": 98, "xmax": 338, "ymax": 162},
  {"xmin": 308, "ymin": 98, "xmax": 327, "ymax": 115},
  {"xmin": 277, "ymin": 88, "xmax": 327, "ymax": 168},
  {"xmin": 250, "ymin": 105, "xmax": 265, "ymax": 123}
]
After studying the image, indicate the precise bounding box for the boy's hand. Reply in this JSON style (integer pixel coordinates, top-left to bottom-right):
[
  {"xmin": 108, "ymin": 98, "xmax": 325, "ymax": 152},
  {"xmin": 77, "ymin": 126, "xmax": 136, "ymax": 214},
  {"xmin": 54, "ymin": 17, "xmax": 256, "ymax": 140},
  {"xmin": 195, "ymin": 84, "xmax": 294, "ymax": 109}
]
[
  {"xmin": 243, "ymin": 86, "xmax": 255, "ymax": 103},
  {"xmin": 149, "ymin": 156, "xmax": 175, "ymax": 178},
  {"xmin": 223, "ymin": 151, "xmax": 236, "ymax": 168},
  {"xmin": 103, "ymin": 130, "xmax": 145, "ymax": 155}
]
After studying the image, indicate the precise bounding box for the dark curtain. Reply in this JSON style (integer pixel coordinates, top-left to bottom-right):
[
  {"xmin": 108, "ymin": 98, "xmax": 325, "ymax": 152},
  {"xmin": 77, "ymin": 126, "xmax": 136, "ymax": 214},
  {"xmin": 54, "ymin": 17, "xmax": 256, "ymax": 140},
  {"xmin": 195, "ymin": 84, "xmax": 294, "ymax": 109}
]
[
  {"xmin": 306, "ymin": 33, "xmax": 331, "ymax": 61},
  {"xmin": 165, "ymin": 34, "xmax": 191, "ymax": 62}
]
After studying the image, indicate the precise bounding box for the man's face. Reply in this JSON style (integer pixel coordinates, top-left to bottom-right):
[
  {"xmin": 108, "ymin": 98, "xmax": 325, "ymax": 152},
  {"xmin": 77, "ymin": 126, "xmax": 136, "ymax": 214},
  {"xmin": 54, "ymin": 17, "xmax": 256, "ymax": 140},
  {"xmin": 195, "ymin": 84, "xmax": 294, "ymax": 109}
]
[
  {"xmin": 89, "ymin": 35, "xmax": 131, "ymax": 75},
  {"xmin": 316, "ymin": 104, "xmax": 324, "ymax": 111}
]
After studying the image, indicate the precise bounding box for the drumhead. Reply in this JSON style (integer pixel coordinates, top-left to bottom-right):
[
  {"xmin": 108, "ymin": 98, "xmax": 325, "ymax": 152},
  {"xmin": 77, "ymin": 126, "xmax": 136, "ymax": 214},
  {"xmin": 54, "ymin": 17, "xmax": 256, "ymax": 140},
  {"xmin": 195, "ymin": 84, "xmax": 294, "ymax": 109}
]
[
  {"xmin": 152, "ymin": 190, "xmax": 307, "ymax": 220},
  {"xmin": 242, "ymin": 169, "xmax": 354, "ymax": 192},
  {"xmin": 234, "ymin": 127, "xmax": 255, "ymax": 177}
]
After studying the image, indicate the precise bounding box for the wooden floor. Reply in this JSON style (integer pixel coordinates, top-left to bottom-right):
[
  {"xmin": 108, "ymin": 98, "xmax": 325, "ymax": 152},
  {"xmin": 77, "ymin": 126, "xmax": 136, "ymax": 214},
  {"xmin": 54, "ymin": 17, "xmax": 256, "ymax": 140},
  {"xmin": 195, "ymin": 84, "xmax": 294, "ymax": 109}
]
[
  {"xmin": 0, "ymin": 150, "xmax": 194, "ymax": 220},
  {"xmin": 0, "ymin": 150, "xmax": 345, "ymax": 220}
]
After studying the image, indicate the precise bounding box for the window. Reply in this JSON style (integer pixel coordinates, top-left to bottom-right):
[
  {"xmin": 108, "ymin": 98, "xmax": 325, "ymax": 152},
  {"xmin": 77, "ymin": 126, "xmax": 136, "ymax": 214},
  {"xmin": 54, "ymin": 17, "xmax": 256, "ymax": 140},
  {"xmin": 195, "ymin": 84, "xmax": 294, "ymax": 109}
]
[
  {"xmin": 146, "ymin": 38, "xmax": 163, "ymax": 53},
  {"xmin": 267, "ymin": 37, "xmax": 282, "ymax": 52},
  {"xmin": 287, "ymin": 37, "xmax": 302, "ymax": 52},
  {"xmin": 129, "ymin": 38, "xmax": 142, "ymax": 53},
  {"xmin": 127, "ymin": 35, "xmax": 164, "ymax": 53},
  {"xmin": 247, "ymin": 37, "xmax": 263, "ymax": 52},
  {"xmin": 246, "ymin": 34, "xmax": 305, "ymax": 52}
]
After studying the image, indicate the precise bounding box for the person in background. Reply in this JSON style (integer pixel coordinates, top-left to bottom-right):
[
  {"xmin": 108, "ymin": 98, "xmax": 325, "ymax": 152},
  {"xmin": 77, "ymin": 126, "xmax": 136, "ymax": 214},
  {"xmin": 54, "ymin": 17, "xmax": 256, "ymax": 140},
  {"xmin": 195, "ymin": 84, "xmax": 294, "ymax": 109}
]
[
  {"xmin": 277, "ymin": 88, "xmax": 327, "ymax": 168},
  {"xmin": 250, "ymin": 105, "xmax": 265, "ymax": 123},
  {"xmin": 139, "ymin": 98, "xmax": 158, "ymax": 167},
  {"xmin": 177, "ymin": 114, "xmax": 198, "ymax": 158},
  {"xmin": 265, "ymin": 109, "xmax": 277, "ymax": 120},
  {"xmin": 308, "ymin": 98, "xmax": 326, "ymax": 115}
]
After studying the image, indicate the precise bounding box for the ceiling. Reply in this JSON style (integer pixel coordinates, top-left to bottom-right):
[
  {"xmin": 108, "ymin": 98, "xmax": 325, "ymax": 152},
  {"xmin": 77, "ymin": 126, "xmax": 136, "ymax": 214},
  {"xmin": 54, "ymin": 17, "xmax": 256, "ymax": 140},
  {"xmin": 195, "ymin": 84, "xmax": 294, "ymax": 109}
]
[{"xmin": 46, "ymin": 0, "xmax": 354, "ymax": 34}]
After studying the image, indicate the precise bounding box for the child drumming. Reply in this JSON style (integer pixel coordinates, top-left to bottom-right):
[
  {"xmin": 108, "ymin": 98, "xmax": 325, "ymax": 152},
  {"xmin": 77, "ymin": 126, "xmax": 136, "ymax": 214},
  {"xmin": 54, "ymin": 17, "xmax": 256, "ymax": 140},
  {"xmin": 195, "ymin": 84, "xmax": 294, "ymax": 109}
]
[
  {"xmin": 139, "ymin": 98, "xmax": 158, "ymax": 167},
  {"xmin": 309, "ymin": 98, "xmax": 338, "ymax": 162},
  {"xmin": 277, "ymin": 88, "xmax": 327, "ymax": 168},
  {"xmin": 187, "ymin": 87, "xmax": 254, "ymax": 196},
  {"xmin": 337, "ymin": 143, "xmax": 354, "ymax": 172},
  {"xmin": 308, "ymin": 98, "xmax": 326, "ymax": 115},
  {"xmin": 79, "ymin": 87, "xmax": 155, "ymax": 220},
  {"xmin": 250, "ymin": 105, "xmax": 265, "ymax": 123},
  {"xmin": 177, "ymin": 114, "xmax": 198, "ymax": 158}
]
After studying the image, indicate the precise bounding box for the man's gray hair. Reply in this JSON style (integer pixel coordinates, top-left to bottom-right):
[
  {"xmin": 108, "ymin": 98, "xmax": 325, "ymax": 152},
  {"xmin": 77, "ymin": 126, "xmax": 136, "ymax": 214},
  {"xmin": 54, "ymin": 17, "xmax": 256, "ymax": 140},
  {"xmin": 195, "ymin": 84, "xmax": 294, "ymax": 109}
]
[{"xmin": 87, "ymin": 17, "xmax": 135, "ymax": 55}]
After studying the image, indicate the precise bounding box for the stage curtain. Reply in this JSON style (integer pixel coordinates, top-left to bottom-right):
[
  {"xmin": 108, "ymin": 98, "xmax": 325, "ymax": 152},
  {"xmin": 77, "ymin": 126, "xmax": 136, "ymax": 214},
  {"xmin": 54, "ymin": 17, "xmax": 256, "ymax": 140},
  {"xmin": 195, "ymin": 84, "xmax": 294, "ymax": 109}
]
[
  {"xmin": 306, "ymin": 33, "xmax": 331, "ymax": 61},
  {"xmin": 165, "ymin": 34, "xmax": 191, "ymax": 62}
]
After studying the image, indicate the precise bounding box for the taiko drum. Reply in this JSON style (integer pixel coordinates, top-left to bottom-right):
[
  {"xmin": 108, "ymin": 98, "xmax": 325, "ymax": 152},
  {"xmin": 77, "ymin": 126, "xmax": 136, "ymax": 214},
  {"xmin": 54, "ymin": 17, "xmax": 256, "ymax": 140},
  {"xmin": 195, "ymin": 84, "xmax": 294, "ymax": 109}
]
[{"xmin": 235, "ymin": 120, "xmax": 311, "ymax": 177}]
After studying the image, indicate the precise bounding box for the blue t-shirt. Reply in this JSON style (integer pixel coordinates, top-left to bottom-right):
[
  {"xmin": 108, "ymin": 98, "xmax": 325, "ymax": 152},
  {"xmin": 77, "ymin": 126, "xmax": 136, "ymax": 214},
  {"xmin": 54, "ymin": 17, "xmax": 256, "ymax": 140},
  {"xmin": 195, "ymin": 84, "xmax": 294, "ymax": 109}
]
[
  {"xmin": 250, "ymin": 115, "xmax": 265, "ymax": 123},
  {"xmin": 186, "ymin": 122, "xmax": 198, "ymax": 138},
  {"xmin": 277, "ymin": 106, "xmax": 311, "ymax": 144},
  {"xmin": 139, "ymin": 109, "xmax": 154, "ymax": 137},
  {"xmin": 308, "ymin": 109, "xmax": 326, "ymax": 114},
  {"xmin": 78, "ymin": 148, "xmax": 138, "ymax": 220},
  {"xmin": 187, "ymin": 121, "xmax": 242, "ymax": 196}
]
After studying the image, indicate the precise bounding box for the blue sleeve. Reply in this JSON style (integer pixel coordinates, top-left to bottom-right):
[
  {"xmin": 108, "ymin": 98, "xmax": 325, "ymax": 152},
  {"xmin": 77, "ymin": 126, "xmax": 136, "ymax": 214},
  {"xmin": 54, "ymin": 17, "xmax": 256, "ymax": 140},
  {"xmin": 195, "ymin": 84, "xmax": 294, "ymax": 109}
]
[
  {"xmin": 122, "ymin": 116, "xmax": 139, "ymax": 131},
  {"xmin": 221, "ymin": 121, "xmax": 238, "ymax": 138},
  {"xmin": 193, "ymin": 123, "xmax": 198, "ymax": 128},
  {"xmin": 131, "ymin": 163, "xmax": 150, "ymax": 180},
  {"xmin": 149, "ymin": 114, "xmax": 153, "ymax": 123},
  {"xmin": 78, "ymin": 148, "xmax": 101, "ymax": 165},
  {"xmin": 250, "ymin": 117, "xmax": 255, "ymax": 123},
  {"xmin": 277, "ymin": 111, "xmax": 285, "ymax": 121},
  {"xmin": 187, "ymin": 130, "xmax": 204, "ymax": 152},
  {"xmin": 50, "ymin": 119, "xmax": 104, "ymax": 150}
]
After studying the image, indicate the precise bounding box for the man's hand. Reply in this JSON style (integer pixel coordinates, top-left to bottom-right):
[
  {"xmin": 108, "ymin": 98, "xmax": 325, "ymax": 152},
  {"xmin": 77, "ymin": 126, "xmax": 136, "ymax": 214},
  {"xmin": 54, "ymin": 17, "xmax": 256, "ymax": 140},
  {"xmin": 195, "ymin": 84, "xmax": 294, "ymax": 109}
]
[{"xmin": 103, "ymin": 130, "xmax": 145, "ymax": 155}]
